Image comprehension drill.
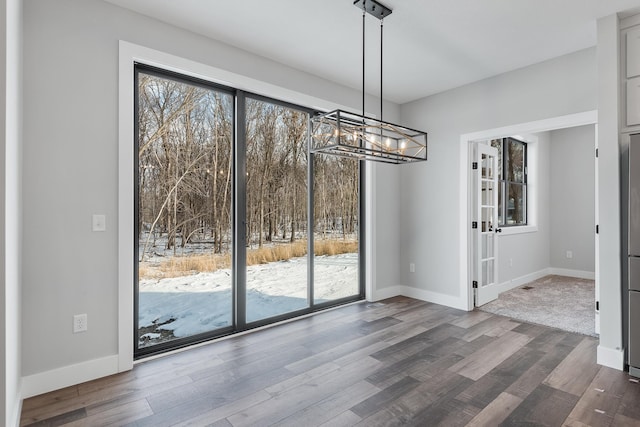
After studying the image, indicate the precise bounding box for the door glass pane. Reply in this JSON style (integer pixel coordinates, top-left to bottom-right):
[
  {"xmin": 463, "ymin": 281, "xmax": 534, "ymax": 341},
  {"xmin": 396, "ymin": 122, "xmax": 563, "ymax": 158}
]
[
  {"xmin": 481, "ymin": 153, "xmax": 493, "ymax": 179},
  {"xmin": 481, "ymin": 207, "xmax": 494, "ymax": 232},
  {"xmin": 137, "ymin": 72, "xmax": 233, "ymax": 349},
  {"xmin": 481, "ymin": 180, "xmax": 494, "ymax": 206},
  {"xmin": 481, "ymin": 259, "xmax": 494, "ymax": 287},
  {"xmin": 313, "ymin": 156, "xmax": 359, "ymax": 303},
  {"xmin": 245, "ymin": 98, "xmax": 309, "ymax": 322},
  {"xmin": 482, "ymin": 233, "xmax": 494, "ymax": 259}
]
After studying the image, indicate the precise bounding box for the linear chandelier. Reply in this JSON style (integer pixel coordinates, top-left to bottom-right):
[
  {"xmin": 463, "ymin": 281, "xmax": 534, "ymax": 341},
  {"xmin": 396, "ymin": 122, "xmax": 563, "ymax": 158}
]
[{"xmin": 310, "ymin": 0, "xmax": 427, "ymax": 164}]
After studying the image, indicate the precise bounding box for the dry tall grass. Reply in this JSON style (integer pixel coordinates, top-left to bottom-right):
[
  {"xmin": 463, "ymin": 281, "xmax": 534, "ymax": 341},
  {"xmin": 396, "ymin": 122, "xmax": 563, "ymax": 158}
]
[
  {"xmin": 314, "ymin": 239, "xmax": 358, "ymax": 256},
  {"xmin": 139, "ymin": 239, "xmax": 357, "ymax": 279}
]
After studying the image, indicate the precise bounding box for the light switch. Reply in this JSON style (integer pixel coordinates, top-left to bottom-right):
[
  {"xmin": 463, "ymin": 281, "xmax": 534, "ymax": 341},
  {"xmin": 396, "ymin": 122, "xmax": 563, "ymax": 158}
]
[{"xmin": 92, "ymin": 214, "xmax": 106, "ymax": 232}]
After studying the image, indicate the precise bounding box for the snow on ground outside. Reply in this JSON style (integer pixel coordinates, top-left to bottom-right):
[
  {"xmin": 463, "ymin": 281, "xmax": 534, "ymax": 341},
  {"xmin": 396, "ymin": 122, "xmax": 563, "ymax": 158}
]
[{"xmin": 139, "ymin": 253, "xmax": 358, "ymax": 344}]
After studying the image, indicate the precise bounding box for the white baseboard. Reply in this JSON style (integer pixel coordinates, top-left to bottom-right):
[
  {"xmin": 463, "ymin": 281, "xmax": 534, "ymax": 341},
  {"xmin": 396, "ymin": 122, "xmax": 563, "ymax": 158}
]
[
  {"xmin": 401, "ymin": 286, "xmax": 468, "ymax": 311},
  {"xmin": 370, "ymin": 285, "xmax": 467, "ymax": 311},
  {"xmin": 494, "ymin": 268, "xmax": 551, "ymax": 297},
  {"xmin": 21, "ymin": 355, "xmax": 119, "ymax": 399},
  {"xmin": 597, "ymin": 345, "xmax": 624, "ymax": 370},
  {"xmin": 548, "ymin": 268, "xmax": 596, "ymax": 280},
  {"xmin": 494, "ymin": 268, "xmax": 596, "ymax": 299},
  {"xmin": 369, "ymin": 285, "xmax": 404, "ymax": 302}
]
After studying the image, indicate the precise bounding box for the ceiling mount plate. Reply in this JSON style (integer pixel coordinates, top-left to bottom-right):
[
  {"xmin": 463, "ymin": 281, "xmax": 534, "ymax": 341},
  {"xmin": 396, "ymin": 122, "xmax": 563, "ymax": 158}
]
[{"xmin": 353, "ymin": 0, "xmax": 392, "ymax": 20}]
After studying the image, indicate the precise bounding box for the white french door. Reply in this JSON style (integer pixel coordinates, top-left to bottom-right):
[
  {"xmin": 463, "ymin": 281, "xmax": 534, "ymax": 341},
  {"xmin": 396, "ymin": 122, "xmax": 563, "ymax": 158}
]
[{"xmin": 473, "ymin": 143, "xmax": 500, "ymax": 306}]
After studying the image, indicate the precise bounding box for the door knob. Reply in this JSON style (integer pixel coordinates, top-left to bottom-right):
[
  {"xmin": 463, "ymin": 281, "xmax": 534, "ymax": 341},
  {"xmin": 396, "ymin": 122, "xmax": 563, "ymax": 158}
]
[{"xmin": 495, "ymin": 228, "xmax": 502, "ymax": 233}]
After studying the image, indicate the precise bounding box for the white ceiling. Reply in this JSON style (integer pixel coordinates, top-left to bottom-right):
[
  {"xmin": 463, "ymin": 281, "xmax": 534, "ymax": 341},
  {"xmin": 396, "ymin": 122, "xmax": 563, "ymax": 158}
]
[{"xmin": 103, "ymin": 0, "xmax": 640, "ymax": 104}]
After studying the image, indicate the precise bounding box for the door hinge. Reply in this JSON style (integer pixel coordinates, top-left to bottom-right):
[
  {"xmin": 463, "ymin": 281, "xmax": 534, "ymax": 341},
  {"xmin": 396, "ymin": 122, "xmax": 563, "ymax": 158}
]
[
  {"xmin": 472, "ymin": 162, "xmax": 478, "ymax": 170},
  {"xmin": 596, "ymin": 301, "xmax": 599, "ymax": 311},
  {"xmin": 596, "ymin": 148, "xmax": 599, "ymax": 158},
  {"xmin": 596, "ymin": 224, "xmax": 599, "ymax": 234},
  {"xmin": 472, "ymin": 281, "xmax": 478, "ymax": 289},
  {"xmin": 472, "ymin": 221, "xmax": 478, "ymax": 229}
]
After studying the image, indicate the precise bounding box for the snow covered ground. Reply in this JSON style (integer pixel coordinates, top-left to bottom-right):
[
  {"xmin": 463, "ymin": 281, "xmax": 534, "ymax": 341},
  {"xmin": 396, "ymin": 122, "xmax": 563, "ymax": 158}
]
[{"xmin": 139, "ymin": 253, "xmax": 358, "ymax": 347}]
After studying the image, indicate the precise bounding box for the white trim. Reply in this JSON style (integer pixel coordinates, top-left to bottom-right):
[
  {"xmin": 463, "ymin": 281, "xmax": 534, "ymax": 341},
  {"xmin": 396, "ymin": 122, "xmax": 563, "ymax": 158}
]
[
  {"xmin": 367, "ymin": 284, "xmax": 468, "ymax": 311},
  {"xmin": 492, "ymin": 268, "xmax": 552, "ymax": 298},
  {"xmin": 548, "ymin": 268, "xmax": 596, "ymax": 280},
  {"xmin": 118, "ymin": 42, "xmax": 135, "ymax": 374},
  {"xmin": 459, "ymin": 110, "xmax": 598, "ymax": 311},
  {"xmin": 21, "ymin": 355, "xmax": 119, "ymax": 399},
  {"xmin": 401, "ymin": 286, "xmax": 468, "ymax": 311},
  {"xmin": 498, "ymin": 225, "xmax": 538, "ymax": 236},
  {"xmin": 118, "ymin": 41, "xmax": 351, "ymax": 114},
  {"xmin": 620, "ymin": 12, "xmax": 640, "ymax": 30},
  {"xmin": 485, "ymin": 268, "xmax": 596, "ymax": 302},
  {"xmin": 10, "ymin": 391, "xmax": 22, "ymax": 427},
  {"xmin": 597, "ymin": 345, "xmax": 625, "ymax": 370},
  {"xmin": 595, "ymin": 123, "xmax": 600, "ymax": 335},
  {"xmin": 370, "ymin": 285, "xmax": 404, "ymax": 302},
  {"xmin": 461, "ymin": 136, "xmax": 473, "ymax": 310}
]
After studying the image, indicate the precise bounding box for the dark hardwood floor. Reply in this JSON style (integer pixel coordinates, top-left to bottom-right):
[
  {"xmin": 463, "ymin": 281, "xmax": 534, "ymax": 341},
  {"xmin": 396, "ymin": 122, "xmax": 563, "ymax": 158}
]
[{"xmin": 20, "ymin": 297, "xmax": 640, "ymax": 426}]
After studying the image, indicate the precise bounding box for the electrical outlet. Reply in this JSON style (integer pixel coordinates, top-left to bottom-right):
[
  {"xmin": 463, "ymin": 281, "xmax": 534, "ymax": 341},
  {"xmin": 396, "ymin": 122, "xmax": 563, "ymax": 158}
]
[
  {"xmin": 92, "ymin": 214, "xmax": 106, "ymax": 232},
  {"xmin": 409, "ymin": 263, "xmax": 415, "ymax": 273},
  {"xmin": 73, "ymin": 314, "xmax": 88, "ymax": 333},
  {"xmin": 566, "ymin": 250, "xmax": 573, "ymax": 259}
]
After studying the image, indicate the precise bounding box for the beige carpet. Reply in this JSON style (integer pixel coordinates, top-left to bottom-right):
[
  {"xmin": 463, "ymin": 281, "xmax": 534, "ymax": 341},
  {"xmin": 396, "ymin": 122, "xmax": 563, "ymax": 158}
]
[{"xmin": 478, "ymin": 275, "xmax": 596, "ymax": 337}]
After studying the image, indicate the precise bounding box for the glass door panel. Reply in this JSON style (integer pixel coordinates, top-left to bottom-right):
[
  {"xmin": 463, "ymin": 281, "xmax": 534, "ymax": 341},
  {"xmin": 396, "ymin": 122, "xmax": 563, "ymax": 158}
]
[
  {"xmin": 136, "ymin": 70, "xmax": 234, "ymax": 350},
  {"xmin": 475, "ymin": 145, "xmax": 500, "ymax": 306},
  {"xmin": 244, "ymin": 98, "xmax": 310, "ymax": 322},
  {"xmin": 313, "ymin": 156, "xmax": 360, "ymax": 303}
]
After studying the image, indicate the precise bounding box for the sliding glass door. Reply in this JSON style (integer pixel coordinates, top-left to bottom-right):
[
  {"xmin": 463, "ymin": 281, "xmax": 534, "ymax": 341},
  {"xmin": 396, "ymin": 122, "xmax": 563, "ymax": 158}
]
[
  {"xmin": 135, "ymin": 67, "xmax": 234, "ymax": 352},
  {"xmin": 244, "ymin": 97, "xmax": 310, "ymax": 323},
  {"xmin": 134, "ymin": 64, "xmax": 363, "ymax": 357}
]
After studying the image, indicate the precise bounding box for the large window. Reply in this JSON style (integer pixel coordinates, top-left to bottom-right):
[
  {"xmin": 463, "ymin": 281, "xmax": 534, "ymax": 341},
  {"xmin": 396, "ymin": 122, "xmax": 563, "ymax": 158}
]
[
  {"xmin": 134, "ymin": 64, "xmax": 363, "ymax": 357},
  {"xmin": 491, "ymin": 137, "xmax": 527, "ymax": 226}
]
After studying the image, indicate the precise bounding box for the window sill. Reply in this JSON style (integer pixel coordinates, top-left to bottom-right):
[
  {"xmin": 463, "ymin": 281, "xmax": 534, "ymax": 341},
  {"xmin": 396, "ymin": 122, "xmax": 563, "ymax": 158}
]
[{"xmin": 498, "ymin": 225, "xmax": 538, "ymax": 236}]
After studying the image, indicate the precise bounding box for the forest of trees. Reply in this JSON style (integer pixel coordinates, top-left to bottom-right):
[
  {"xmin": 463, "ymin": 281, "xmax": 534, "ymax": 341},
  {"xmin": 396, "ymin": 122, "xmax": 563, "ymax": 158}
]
[{"xmin": 137, "ymin": 72, "xmax": 359, "ymax": 263}]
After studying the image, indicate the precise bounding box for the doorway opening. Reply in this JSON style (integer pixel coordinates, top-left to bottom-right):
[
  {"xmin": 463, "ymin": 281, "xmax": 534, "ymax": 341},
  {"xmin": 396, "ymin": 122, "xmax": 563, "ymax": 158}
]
[{"xmin": 460, "ymin": 112, "xmax": 599, "ymax": 335}]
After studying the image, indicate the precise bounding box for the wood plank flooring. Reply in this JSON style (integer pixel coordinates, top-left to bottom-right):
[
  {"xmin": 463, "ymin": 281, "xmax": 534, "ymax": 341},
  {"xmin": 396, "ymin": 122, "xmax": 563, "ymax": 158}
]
[{"xmin": 20, "ymin": 297, "xmax": 640, "ymax": 426}]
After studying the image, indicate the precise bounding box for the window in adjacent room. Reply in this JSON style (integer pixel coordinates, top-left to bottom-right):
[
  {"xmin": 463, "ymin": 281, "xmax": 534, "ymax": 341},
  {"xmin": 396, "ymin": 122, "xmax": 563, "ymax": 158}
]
[{"xmin": 490, "ymin": 137, "xmax": 527, "ymax": 226}]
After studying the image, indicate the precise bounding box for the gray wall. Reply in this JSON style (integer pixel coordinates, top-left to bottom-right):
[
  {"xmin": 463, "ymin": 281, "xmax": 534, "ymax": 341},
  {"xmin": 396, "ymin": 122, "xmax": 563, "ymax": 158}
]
[
  {"xmin": 399, "ymin": 47, "xmax": 597, "ymax": 299},
  {"xmin": 22, "ymin": 0, "xmax": 401, "ymax": 379},
  {"xmin": 371, "ymin": 163, "xmax": 401, "ymax": 291},
  {"xmin": 549, "ymin": 125, "xmax": 596, "ymax": 273},
  {"xmin": 2, "ymin": 0, "xmax": 23, "ymax": 424}
]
